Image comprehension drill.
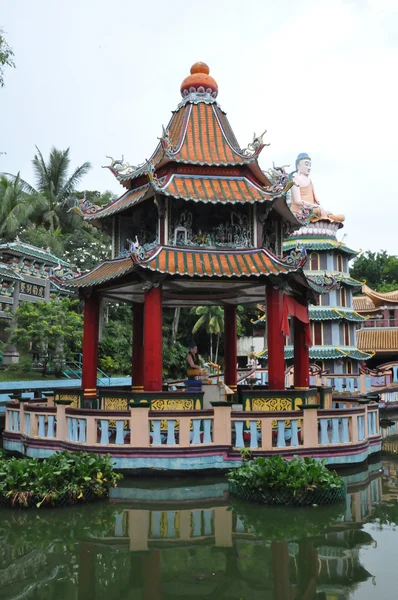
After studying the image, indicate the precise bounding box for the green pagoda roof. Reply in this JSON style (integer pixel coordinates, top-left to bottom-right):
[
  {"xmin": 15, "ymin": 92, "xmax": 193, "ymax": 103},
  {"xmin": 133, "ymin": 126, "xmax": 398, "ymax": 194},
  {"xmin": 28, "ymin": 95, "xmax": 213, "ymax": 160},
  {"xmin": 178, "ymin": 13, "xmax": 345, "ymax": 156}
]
[
  {"xmin": 257, "ymin": 346, "xmax": 372, "ymax": 360},
  {"xmin": 283, "ymin": 238, "xmax": 358, "ymax": 256},
  {"xmin": 308, "ymin": 272, "xmax": 362, "ymax": 288},
  {"xmin": 309, "ymin": 307, "xmax": 368, "ymax": 322},
  {"xmin": 0, "ymin": 262, "xmax": 23, "ymax": 281},
  {"xmin": 0, "ymin": 241, "xmax": 70, "ymax": 267}
]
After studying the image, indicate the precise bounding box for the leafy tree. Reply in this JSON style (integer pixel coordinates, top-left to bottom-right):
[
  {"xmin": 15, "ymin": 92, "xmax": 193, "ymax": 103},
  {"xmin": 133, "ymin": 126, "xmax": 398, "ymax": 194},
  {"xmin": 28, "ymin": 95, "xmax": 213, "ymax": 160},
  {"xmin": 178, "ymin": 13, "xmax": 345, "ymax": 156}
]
[
  {"xmin": 17, "ymin": 146, "xmax": 91, "ymax": 233},
  {"xmin": 0, "ymin": 28, "xmax": 15, "ymax": 87},
  {"xmin": 0, "ymin": 174, "xmax": 41, "ymax": 241},
  {"xmin": 8, "ymin": 297, "xmax": 83, "ymax": 376},
  {"xmin": 99, "ymin": 303, "xmax": 131, "ymax": 375},
  {"xmin": 350, "ymin": 250, "xmax": 398, "ymax": 292},
  {"xmin": 191, "ymin": 306, "xmax": 225, "ymax": 363}
]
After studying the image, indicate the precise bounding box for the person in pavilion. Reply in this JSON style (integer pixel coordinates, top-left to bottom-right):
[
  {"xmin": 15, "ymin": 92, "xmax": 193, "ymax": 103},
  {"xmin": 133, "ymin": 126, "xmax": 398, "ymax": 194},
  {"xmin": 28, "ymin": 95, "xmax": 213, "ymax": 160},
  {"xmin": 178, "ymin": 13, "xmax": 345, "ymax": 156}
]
[
  {"xmin": 186, "ymin": 343, "xmax": 207, "ymax": 379},
  {"xmin": 290, "ymin": 153, "xmax": 345, "ymax": 223}
]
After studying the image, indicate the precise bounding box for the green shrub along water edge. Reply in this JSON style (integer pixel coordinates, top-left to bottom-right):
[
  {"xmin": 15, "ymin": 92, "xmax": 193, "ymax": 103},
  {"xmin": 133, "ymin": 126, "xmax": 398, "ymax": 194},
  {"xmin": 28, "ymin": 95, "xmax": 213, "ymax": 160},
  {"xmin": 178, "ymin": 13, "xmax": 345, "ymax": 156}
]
[
  {"xmin": 0, "ymin": 451, "xmax": 123, "ymax": 508},
  {"xmin": 227, "ymin": 455, "xmax": 346, "ymax": 506}
]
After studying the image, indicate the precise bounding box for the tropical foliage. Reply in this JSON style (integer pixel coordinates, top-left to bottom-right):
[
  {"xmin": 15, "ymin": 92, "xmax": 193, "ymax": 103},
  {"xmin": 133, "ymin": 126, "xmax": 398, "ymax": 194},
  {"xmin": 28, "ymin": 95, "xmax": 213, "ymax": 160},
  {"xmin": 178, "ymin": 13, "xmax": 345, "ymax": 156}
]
[
  {"xmin": 228, "ymin": 455, "xmax": 345, "ymax": 506},
  {"xmin": 8, "ymin": 297, "xmax": 83, "ymax": 376},
  {"xmin": 0, "ymin": 451, "xmax": 122, "ymax": 508},
  {"xmin": 0, "ymin": 27, "xmax": 15, "ymax": 87},
  {"xmin": 350, "ymin": 250, "xmax": 398, "ymax": 293}
]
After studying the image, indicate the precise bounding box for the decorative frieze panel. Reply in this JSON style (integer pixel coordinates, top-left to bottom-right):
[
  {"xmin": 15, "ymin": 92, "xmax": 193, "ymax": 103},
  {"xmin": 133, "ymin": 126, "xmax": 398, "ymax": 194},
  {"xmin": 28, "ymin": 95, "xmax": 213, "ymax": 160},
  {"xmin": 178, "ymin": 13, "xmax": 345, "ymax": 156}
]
[{"xmin": 168, "ymin": 199, "xmax": 253, "ymax": 249}]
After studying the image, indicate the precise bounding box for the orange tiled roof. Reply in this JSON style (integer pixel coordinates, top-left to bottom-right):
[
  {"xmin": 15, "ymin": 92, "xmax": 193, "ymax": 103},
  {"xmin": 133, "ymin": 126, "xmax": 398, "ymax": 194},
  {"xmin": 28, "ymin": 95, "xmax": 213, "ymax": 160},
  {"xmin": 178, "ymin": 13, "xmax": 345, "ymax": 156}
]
[
  {"xmin": 85, "ymin": 185, "xmax": 150, "ymax": 220},
  {"xmin": 357, "ymin": 328, "xmax": 398, "ymax": 352},
  {"xmin": 62, "ymin": 257, "xmax": 134, "ymax": 288},
  {"xmin": 134, "ymin": 246, "xmax": 300, "ymax": 278},
  {"xmin": 63, "ymin": 246, "xmax": 303, "ymax": 288},
  {"xmin": 159, "ymin": 174, "xmax": 272, "ymax": 204},
  {"xmin": 361, "ymin": 284, "xmax": 398, "ymax": 307},
  {"xmin": 353, "ymin": 295, "xmax": 378, "ymax": 312}
]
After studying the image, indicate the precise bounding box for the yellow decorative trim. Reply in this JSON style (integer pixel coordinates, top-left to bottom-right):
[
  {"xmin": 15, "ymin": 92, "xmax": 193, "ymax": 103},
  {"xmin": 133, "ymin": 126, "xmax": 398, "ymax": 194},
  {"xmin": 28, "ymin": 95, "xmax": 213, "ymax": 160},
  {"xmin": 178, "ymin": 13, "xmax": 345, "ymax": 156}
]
[{"xmin": 254, "ymin": 348, "xmax": 267, "ymax": 357}]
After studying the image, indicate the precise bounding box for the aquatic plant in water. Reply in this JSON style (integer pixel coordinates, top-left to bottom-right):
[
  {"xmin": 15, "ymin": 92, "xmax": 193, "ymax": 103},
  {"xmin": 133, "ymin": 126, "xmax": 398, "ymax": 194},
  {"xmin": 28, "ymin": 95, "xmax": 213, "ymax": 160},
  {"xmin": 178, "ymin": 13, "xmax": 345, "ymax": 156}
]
[
  {"xmin": 227, "ymin": 455, "xmax": 345, "ymax": 506},
  {"xmin": 0, "ymin": 451, "xmax": 122, "ymax": 508}
]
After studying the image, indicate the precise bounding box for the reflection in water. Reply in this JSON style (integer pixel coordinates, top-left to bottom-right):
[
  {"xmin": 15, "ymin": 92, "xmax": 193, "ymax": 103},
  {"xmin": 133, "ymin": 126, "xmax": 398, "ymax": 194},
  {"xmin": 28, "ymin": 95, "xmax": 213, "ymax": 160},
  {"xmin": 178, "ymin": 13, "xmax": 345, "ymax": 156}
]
[{"xmin": 0, "ymin": 462, "xmax": 397, "ymax": 599}]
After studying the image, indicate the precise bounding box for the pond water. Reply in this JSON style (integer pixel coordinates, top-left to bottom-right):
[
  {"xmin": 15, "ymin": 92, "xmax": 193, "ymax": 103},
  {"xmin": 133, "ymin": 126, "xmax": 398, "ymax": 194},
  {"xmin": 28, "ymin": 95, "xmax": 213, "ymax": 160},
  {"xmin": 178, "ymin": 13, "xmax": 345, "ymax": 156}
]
[{"xmin": 1, "ymin": 425, "xmax": 398, "ymax": 599}]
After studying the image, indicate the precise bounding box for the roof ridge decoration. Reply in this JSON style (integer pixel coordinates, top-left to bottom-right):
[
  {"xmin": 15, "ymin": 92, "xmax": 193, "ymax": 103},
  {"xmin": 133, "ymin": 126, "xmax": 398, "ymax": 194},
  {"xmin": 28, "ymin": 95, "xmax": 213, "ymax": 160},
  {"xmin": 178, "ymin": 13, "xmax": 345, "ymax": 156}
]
[
  {"xmin": 96, "ymin": 62, "xmax": 275, "ymax": 192},
  {"xmin": 362, "ymin": 283, "xmax": 398, "ymax": 305}
]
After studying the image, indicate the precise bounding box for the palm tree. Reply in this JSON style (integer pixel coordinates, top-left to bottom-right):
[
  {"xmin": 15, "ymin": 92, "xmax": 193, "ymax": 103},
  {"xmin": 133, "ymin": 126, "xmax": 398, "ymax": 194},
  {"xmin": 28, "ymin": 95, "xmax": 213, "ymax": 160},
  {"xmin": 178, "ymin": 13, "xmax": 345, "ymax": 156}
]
[
  {"xmin": 17, "ymin": 147, "xmax": 91, "ymax": 233},
  {"xmin": 0, "ymin": 173, "xmax": 39, "ymax": 241},
  {"xmin": 191, "ymin": 306, "xmax": 224, "ymax": 363}
]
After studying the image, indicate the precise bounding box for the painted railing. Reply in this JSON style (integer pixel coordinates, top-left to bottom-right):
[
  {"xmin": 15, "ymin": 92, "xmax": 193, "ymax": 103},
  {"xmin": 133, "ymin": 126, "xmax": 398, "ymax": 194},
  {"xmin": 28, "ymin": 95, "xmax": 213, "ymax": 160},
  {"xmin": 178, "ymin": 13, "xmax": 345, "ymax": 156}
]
[{"xmin": 4, "ymin": 400, "xmax": 380, "ymax": 453}]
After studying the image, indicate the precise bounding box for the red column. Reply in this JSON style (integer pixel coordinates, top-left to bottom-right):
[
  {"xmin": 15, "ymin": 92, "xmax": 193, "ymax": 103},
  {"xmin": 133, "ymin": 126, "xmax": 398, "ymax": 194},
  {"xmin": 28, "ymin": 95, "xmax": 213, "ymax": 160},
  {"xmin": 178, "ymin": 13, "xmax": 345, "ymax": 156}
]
[
  {"xmin": 266, "ymin": 285, "xmax": 285, "ymax": 390},
  {"xmin": 224, "ymin": 305, "xmax": 237, "ymax": 393},
  {"xmin": 82, "ymin": 294, "xmax": 100, "ymax": 400},
  {"xmin": 143, "ymin": 285, "xmax": 163, "ymax": 392},
  {"xmin": 132, "ymin": 303, "xmax": 144, "ymax": 391},
  {"xmin": 293, "ymin": 317, "xmax": 310, "ymax": 388}
]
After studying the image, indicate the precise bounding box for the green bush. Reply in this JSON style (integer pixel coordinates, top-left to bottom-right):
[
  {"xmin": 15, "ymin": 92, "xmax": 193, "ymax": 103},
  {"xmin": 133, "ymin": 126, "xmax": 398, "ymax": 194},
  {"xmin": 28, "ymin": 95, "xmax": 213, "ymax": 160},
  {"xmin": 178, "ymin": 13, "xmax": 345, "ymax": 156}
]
[
  {"xmin": 227, "ymin": 455, "xmax": 345, "ymax": 506},
  {"xmin": 0, "ymin": 451, "xmax": 122, "ymax": 508}
]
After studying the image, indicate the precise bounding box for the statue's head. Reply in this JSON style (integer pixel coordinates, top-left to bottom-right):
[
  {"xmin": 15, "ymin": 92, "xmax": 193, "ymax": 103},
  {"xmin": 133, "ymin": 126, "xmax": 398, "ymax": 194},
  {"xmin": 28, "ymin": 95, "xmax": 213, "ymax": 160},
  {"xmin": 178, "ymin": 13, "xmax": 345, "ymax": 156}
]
[{"xmin": 295, "ymin": 152, "xmax": 311, "ymax": 175}]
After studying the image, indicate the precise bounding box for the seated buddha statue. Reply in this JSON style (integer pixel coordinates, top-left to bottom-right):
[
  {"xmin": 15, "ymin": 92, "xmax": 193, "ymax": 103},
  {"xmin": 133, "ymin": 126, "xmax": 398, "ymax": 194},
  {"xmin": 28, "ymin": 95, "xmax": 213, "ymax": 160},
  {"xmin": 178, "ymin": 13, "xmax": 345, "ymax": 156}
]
[{"xmin": 290, "ymin": 153, "xmax": 344, "ymax": 223}]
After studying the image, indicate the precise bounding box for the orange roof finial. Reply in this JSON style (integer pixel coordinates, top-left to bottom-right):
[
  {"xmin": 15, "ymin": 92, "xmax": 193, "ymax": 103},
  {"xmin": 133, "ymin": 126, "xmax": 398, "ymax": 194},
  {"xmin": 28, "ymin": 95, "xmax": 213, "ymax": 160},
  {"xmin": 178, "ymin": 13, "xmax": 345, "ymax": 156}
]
[{"xmin": 180, "ymin": 62, "xmax": 218, "ymax": 99}]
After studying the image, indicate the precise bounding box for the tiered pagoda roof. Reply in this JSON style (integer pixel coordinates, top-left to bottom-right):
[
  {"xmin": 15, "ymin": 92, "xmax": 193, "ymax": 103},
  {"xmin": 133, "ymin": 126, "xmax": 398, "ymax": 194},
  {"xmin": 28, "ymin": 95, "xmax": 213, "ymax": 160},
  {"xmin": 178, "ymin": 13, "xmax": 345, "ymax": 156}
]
[{"xmin": 62, "ymin": 61, "xmax": 317, "ymax": 306}]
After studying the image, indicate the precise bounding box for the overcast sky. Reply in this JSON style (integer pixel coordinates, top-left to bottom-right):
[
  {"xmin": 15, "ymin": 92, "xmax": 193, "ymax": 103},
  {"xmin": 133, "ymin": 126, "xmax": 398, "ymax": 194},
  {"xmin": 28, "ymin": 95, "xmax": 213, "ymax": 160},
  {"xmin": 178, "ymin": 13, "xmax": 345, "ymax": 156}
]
[{"xmin": 1, "ymin": 0, "xmax": 397, "ymax": 255}]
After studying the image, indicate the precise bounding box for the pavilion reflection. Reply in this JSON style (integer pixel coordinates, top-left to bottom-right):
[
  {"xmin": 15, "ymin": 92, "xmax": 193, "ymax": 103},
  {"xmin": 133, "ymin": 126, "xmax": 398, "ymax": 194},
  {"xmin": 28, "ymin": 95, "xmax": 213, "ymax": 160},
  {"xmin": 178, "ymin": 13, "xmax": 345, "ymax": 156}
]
[{"xmin": 0, "ymin": 469, "xmax": 388, "ymax": 600}]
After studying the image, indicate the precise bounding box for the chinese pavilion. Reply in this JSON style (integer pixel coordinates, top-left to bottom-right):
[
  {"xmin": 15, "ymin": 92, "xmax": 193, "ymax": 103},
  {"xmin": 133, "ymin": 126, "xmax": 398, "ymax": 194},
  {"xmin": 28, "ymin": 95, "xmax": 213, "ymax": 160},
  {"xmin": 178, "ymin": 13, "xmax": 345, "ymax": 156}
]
[{"xmin": 61, "ymin": 62, "xmax": 318, "ymax": 400}]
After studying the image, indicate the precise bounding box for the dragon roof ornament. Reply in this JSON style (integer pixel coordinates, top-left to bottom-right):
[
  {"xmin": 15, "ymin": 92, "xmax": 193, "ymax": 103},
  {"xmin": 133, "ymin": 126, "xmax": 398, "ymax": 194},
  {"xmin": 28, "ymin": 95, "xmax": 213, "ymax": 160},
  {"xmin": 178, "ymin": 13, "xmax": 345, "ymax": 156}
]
[{"xmin": 241, "ymin": 130, "xmax": 269, "ymax": 158}]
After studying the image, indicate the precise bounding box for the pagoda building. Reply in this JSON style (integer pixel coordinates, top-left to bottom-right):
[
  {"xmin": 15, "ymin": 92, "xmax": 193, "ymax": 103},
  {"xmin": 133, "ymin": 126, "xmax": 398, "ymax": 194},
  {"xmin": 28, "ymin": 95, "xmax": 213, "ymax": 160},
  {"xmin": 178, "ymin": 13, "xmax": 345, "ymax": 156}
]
[
  {"xmin": 254, "ymin": 153, "xmax": 372, "ymax": 379},
  {"xmin": 60, "ymin": 62, "xmax": 319, "ymax": 400},
  {"xmin": 354, "ymin": 285, "xmax": 398, "ymax": 367},
  {"xmin": 283, "ymin": 219, "xmax": 371, "ymax": 375}
]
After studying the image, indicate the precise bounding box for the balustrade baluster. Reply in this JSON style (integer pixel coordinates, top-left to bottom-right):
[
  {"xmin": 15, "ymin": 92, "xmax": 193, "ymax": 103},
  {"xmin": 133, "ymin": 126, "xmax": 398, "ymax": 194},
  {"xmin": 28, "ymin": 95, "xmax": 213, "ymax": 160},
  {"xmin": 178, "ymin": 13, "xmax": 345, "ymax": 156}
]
[
  {"xmin": 192, "ymin": 510, "xmax": 201, "ymax": 537},
  {"xmin": 152, "ymin": 421, "xmax": 162, "ymax": 445},
  {"xmin": 100, "ymin": 419, "xmax": 109, "ymax": 445},
  {"xmin": 203, "ymin": 509, "xmax": 213, "ymax": 535},
  {"xmin": 47, "ymin": 415, "xmax": 55, "ymax": 438},
  {"xmin": 345, "ymin": 496, "xmax": 353, "ymax": 522},
  {"xmin": 319, "ymin": 419, "xmax": 329, "ymax": 445},
  {"xmin": 331, "ymin": 418, "xmax": 340, "ymax": 444},
  {"xmin": 114, "ymin": 512, "xmax": 124, "ymax": 537},
  {"xmin": 249, "ymin": 420, "xmax": 258, "ymax": 449},
  {"xmin": 166, "ymin": 420, "xmax": 176, "ymax": 445},
  {"xmin": 67, "ymin": 417, "xmax": 73, "ymax": 440},
  {"xmin": 15, "ymin": 411, "xmax": 20, "ymax": 432},
  {"xmin": 151, "ymin": 511, "xmax": 162, "ymax": 538},
  {"xmin": 38, "ymin": 414, "xmax": 46, "ymax": 437},
  {"xmin": 25, "ymin": 413, "xmax": 31, "ymax": 435},
  {"xmin": 358, "ymin": 415, "xmax": 364, "ymax": 440},
  {"xmin": 291, "ymin": 419, "xmax": 299, "ymax": 446},
  {"xmin": 192, "ymin": 419, "xmax": 201, "ymax": 444},
  {"xmin": 78, "ymin": 418, "xmax": 86, "ymax": 443},
  {"xmin": 277, "ymin": 420, "xmax": 286, "ymax": 448},
  {"xmin": 115, "ymin": 420, "xmax": 125, "ymax": 445},
  {"xmin": 341, "ymin": 417, "xmax": 350, "ymax": 443},
  {"xmin": 71, "ymin": 418, "xmax": 78, "ymax": 442},
  {"xmin": 234, "ymin": 421, "xmax": 244, "ymax": 448},
  {"xmin": 167, "ymin": 511, "xmax": 176, "ymax": 538},
  {"xmin": 203, "ymin": 419, "xmax": 212, "ymax": 444}
]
